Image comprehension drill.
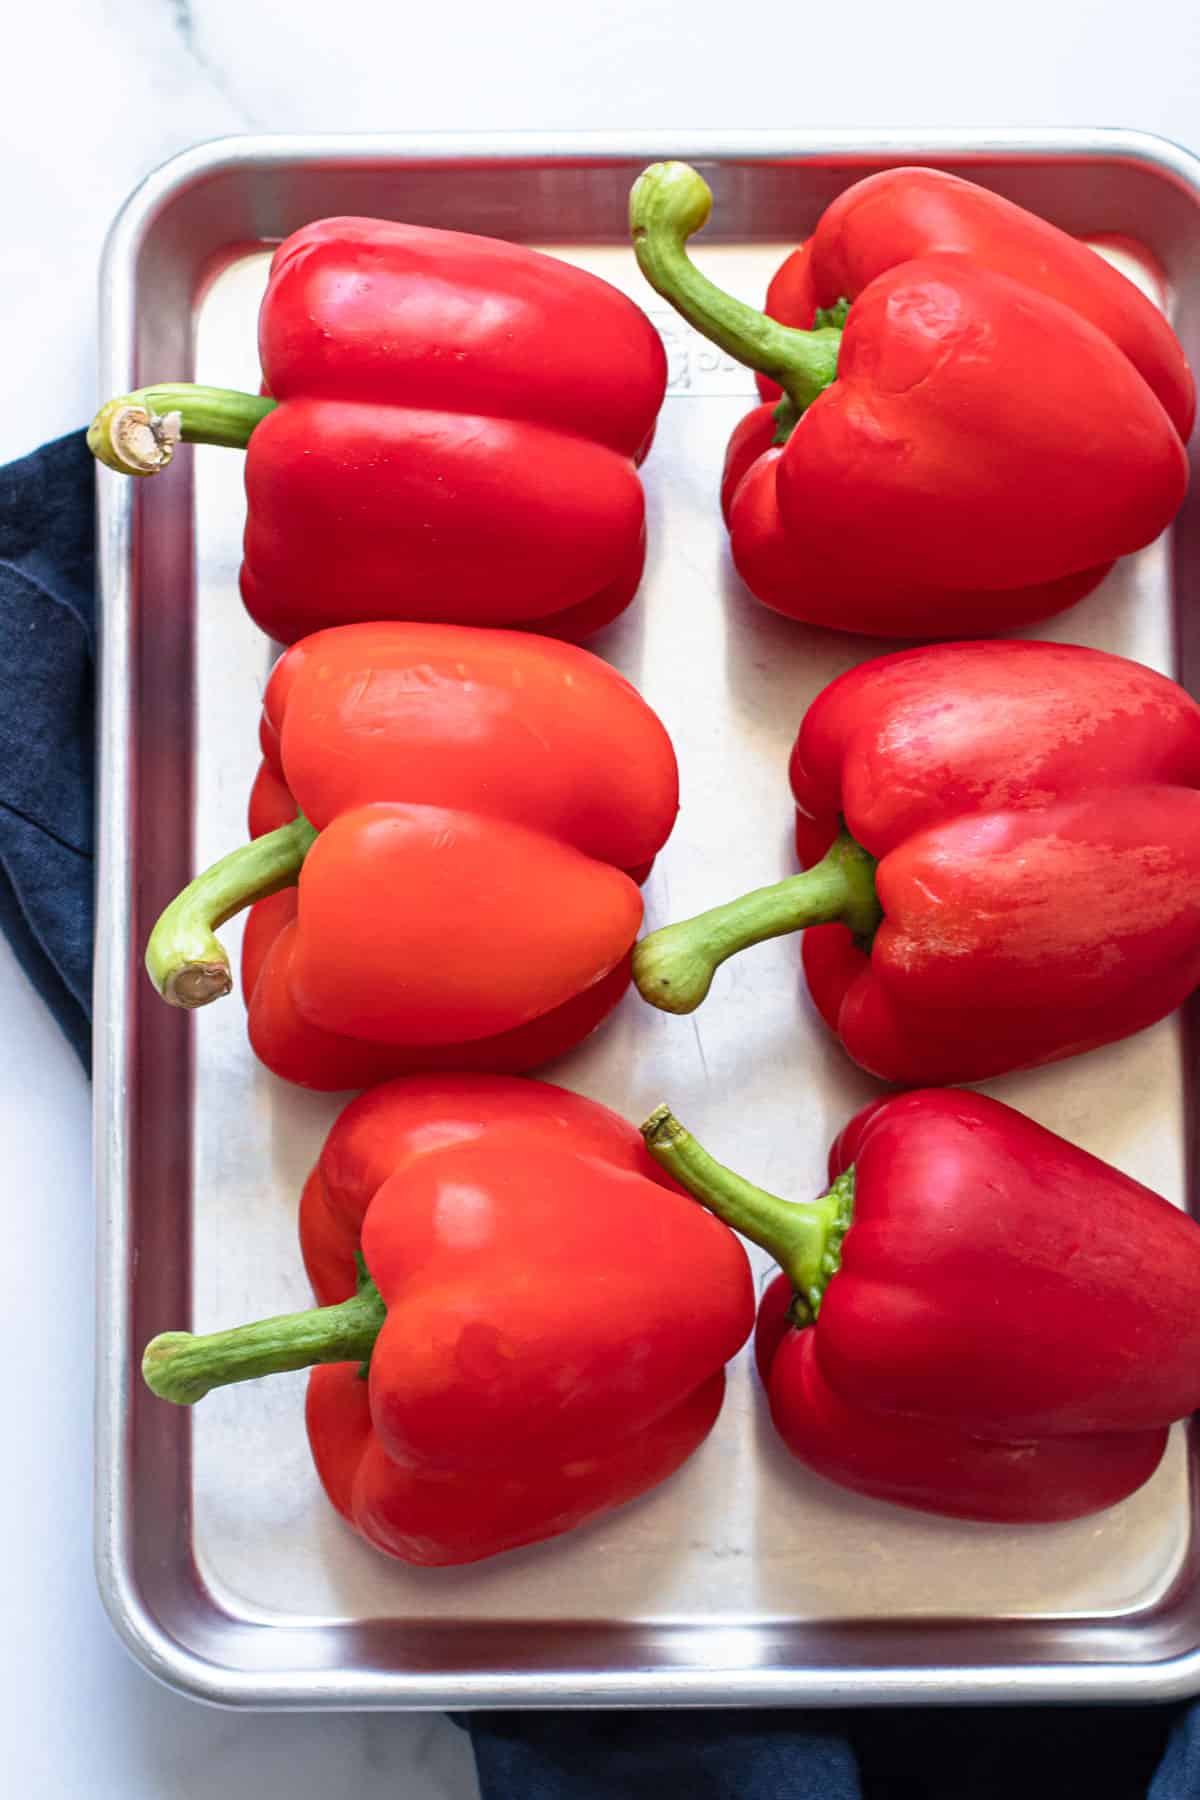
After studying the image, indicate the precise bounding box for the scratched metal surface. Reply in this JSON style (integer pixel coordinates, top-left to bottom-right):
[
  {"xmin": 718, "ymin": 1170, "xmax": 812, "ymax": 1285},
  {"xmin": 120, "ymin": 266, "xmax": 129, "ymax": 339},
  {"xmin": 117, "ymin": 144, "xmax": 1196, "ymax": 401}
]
[{"xmin": 95, "ymin": 133, "xmax": 1200, "ymax": 1706}]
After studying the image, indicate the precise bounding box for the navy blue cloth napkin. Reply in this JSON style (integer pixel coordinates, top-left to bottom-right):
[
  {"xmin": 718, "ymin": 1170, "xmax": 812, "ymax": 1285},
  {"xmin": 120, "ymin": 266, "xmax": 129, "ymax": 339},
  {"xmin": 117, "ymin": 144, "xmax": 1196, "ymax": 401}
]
[
  {"xmin": 0, "ymin": 430, "xmax": 95, "ymax": 1069},
  {"xmin": 465, "ymin": 1704, "xmax": 1193, "ymax": 1798},
  {"xmin": 6, "ymin": 430, "xmax": 1198, "ymax": 1797}
]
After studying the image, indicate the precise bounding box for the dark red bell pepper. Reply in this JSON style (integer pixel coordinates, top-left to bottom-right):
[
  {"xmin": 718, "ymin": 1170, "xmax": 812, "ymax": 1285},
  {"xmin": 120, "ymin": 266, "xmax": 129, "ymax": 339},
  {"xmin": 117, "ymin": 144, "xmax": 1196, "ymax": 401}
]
[
  {"xmin": 88, "ymin": 217, "xmax": 668, "ymax": 644},
  {"xmin": 142, "ymin": 1074, "xmax": 755, "ymax": 1567},
  {"xmin": 630, "ymin": 163, "xmax": 1191, "ymax": 638},
  {"xmin": 633, "ymin": 639, "xmax": 1200, "ymax": 1085},
  {"xmin": 144, "ymin": 621, "xmax": 678, "ymax": 1090},
  {"xmin": 642, "ymin": 1091, "xmax": 1192, "ymax": 1523}
]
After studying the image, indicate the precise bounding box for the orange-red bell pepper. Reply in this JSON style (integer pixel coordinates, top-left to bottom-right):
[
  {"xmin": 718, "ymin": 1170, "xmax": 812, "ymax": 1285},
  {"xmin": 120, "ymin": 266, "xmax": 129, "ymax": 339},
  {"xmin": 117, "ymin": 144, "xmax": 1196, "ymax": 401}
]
[{"xmin": 145, "ymin": 622, "xmax": 678, "ymax": 1090}]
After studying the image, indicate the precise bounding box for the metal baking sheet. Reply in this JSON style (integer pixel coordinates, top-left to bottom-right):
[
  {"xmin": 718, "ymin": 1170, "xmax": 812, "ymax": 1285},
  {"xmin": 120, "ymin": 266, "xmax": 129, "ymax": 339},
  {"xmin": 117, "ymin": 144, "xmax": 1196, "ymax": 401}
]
[{"xmin": 95, "ymin": 130, "xmax": 1200, "ymax": 1708}]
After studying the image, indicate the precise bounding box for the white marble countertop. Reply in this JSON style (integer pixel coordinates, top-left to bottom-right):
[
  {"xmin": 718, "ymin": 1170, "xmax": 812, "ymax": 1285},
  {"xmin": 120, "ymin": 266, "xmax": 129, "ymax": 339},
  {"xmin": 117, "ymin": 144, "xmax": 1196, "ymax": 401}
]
[{"xmin": 5, "ymin": 0, "xmax": 1200, "ymax": 1791}]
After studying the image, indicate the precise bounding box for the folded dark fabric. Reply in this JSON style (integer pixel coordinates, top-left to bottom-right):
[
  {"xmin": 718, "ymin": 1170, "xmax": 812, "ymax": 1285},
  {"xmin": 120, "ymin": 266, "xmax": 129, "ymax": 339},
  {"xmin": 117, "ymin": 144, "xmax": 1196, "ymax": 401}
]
[
  {"xmin": 0, "ymin": 430, "xmax": 95, "ymax": 1069},
  {"xmin": 0, "ymin": 430, "xmax": 1193, "ymax": 1797},
  {"xmin": 1152, "ymin": 1705, "xmax": 1200, "ymax": 1797},
  {"xmin": 465, "ymin": 1710, "xmax": 860, "ymax": 1798},
  {"xmin": 464, "ymin": 1701, "xmax": 1175, "ymax": 1799}
]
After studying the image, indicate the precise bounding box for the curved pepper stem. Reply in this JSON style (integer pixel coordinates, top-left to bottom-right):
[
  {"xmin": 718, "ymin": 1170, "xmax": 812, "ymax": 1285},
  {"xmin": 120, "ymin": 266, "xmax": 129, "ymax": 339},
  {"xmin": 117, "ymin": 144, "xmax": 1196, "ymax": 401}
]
[
  {"xmin": 88, "ymin": 384, "xmax": 276, "ymax": 475},
  {"xmin": 144, "ymin": 813, "xmax": 318, "ymax": 1009},
  {"xmin": 642, "ymin": 1106, "xmax": 853, "ymax": 1322},
  {"xmin": 633, "ymin": 827, "xmax": 880, "ymax": 1015},
  {"xmin": 629, "ymin": 162, "xmax": 843, "ymax": 417},
  {"xmin": 143, "ymin": 1261, "xmax": 386, "ymax": 1405}
]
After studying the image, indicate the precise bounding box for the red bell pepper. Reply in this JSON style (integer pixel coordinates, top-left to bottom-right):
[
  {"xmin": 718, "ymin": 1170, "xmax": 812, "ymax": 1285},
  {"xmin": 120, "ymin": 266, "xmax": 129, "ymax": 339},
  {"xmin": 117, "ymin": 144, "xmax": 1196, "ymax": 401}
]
[
  {"xmin": 88, "ymin": 217, "xmax": 668, "ymax": 644},
  {"xmin": 633, "ymin": 639, "xmax": 1200, "ymax": 1085},
  {"xmin": 141, "ymin": 1074, "xmax": 756, "ymax": 1567},
  {"xmin": 750, "ymin": 164, "xmax": 1195, "ymax": 433},
  {"xmin": 145, "ymin": 621, "xmax": 679, "ymax": 1090},
  {"xmin": 629, "ymin": 163, "xmax": 1191, "ymax": 638},
  {"xmin": 642, "ymin": 1091, "xmax": 1192, "ymax": 1523}
]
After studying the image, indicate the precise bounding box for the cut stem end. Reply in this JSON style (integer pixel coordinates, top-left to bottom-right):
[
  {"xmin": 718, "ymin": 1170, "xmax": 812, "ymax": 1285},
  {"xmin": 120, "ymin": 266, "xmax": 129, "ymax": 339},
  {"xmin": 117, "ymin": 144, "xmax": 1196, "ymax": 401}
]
[
  {"xmin": 88, "ymin": 400, "xmax": 181, "ymax": 475},
  {"xmin": 162, "ymin": 962, "xmax": 235, "ymax": 1010}
]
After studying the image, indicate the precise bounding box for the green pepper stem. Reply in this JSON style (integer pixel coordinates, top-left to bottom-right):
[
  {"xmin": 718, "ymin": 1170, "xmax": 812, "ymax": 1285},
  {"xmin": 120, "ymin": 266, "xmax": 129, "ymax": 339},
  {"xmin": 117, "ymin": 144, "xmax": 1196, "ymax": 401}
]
[
  {"xmin": 143, "ymin": 1274, "xmax": 387, "ymax": 1405},
  {"xmin": 629, "ymin": 161, "xmax": 842, "ymax": 415},
  {"xmin": 145, "ymin": 813, "xmax": 318, "ymax": 1009},
  {"xmin": 633, "ymin": 828, "xmax": 879, "ymax": 1015},
  {"xmin": 88, "ymin": 384, "xmax": 276, "ymax": 475},
  {"xmin": 642, "ymin": 1106, "xmax": 853, "ymax": 1318}
]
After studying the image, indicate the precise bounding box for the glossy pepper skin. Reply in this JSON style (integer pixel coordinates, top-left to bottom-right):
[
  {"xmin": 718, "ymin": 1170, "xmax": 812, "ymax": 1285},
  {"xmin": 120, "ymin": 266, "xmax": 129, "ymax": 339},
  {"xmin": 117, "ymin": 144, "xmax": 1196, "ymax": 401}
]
[
  {"xmin": 88, "ymin": 217, "xmax": 668, "ymax": 644},
  {"xmin": 751, "ymin": 165, "xmax": 1195, "ymax": 434},
  {"xmin": 633, "ymin": 640, "xmax": 1200, "ymax": 1085},
  {"xmin": 145, "ymin": 622, "xmax": 679, "ymax": 1090},
  {"xmin": 142, "ymin": 1075, "xmax": 756, "ymax": 1567},
  {"xmin": 643, "ymin": 1092, "xmax": 1189, "ymax": 1524},
  {"xmin": 631, "ymin": 163, "xmax": 1191, "ymax": 638}
]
